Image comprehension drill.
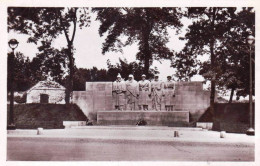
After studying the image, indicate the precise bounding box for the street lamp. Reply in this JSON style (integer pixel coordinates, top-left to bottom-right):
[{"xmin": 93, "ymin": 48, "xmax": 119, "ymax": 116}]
[
  {"xmin": 246, "ymin": 33, "xmax": 255, "ymax": 136},
  {"xmin": 7, "ymin": 39, "xmax": 19, "ymax": 130}
]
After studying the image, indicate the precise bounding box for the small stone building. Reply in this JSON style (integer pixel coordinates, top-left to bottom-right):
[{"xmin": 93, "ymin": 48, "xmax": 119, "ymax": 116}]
[{"xmin": 26, "ymin": 80, "xmax": 66, "ymax": 104}]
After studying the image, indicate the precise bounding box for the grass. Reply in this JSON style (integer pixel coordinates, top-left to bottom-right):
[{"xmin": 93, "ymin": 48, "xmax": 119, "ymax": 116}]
[
  {"xmin": 7, "ymin": 103, "xmax": 87, "ymax": 129},
  {"xmin": 198, "ymin": 103, "xmax": 254, "ymax": 133}
]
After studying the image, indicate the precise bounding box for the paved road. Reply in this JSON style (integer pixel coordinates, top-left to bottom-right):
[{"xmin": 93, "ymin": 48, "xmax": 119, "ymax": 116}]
[{"xmin": 7, "ymin": 137, "xmax": 254, "ymax": 161}]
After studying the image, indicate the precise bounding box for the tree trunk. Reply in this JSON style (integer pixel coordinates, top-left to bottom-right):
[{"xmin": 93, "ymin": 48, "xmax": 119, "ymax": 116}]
[
  {"xmin": 62, "ymin": 8, "xmax": 77, "ymax": 105},
  {"xmin": 209, "ymin": 36, "xmax": 216, "ymax": 120},
  {"xmin": 229, "ymin": 88, "xmax": 235, "ymax": 103},
  {"xmin": 143, "ymin": 25, "xmax": 152, "ymax": 76},
  {"xmin": 144, "ymin": 49, "xmax": 150, "ymax": 76},
  {"xmin": 65, "ymin": 45, "xmax": 74, "ymax": 104},
  {"xmin": 210, "ymin": 7, "xmax": 217, "ymax": 129}
]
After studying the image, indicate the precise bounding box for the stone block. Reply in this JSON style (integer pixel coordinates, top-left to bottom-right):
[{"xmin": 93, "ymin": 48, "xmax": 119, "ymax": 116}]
[
  {"xmin": 105, "ymin": 94, "xmax": 113, "ymax": 110},
  {"xmin": 63, "ymin": 121, "xmax": 86, "ymax": 128},
  {"xmin": 72, "ymin": 91, "xmax": 93, "ymax": 116},
  {"xmin": 220, "ymin": 131, "xmax": 226, "ymax": 138},
  {"xmin": 85, "ymin": 82, "xmax": 93, "ymax": 91},
  {"xmin": 93, "ymin": 82, "xmax": 106, "ymax": 91},
  {"xmin": 97, "ymin": 111, "xmax": 189, "ymax": 126},
  {"xmin": 37, "ymin": 128, "xmax": 43, "ymax": 135},
  {"xmin": 93, "ymin": 91, "xmax": 106, "ymax": 111},
  {"xmin": 196, "ymin": 122, "xmax": 213, "ymax": 130},
  {"xmin": 174, "ymin": 131, "xmax": 180, "ymax": 137}
]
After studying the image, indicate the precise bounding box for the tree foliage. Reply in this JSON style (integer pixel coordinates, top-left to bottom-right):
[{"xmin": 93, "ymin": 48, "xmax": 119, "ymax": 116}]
[
  {"xmin": 7, "ymin": 49, "xmax": 68, "ymax": 92},
  {"xmin": 173, "ymin": 7, "xmax": 254, "ymax": 103},
  {"xmin": 7, "ymin": 52, "xmax": 32, "ymax": 92},
  {"xmin": 93, "ymin": 8, "xmax": 183, "ymax": 75},
  {"xmin": 73, "ymin": 67, "xmax": 109, "ymax": 91},
  {"xmin": 8, "ymin": 7, "xmax": 91, "ymax": 103},
  {"xmin": 33, "ymin": 41, "xmax": 68, "ymax": 84},
  {"xmin": 219, "ymin": 8, "xmax": 255, "ymax": 100},
  {"xmin": 171, "ymin": 51, "xmax": 198, "ymax": 81},
  {"xmin": 73, "ymin": 58, "xmax": 159, "ymax": 91},
  {"xmin": 173, "ymin": 7, "xmax": 254, "ymax": 125},
  {"xmin": 106, "ymin": 58, "xmax": 159, "ymax": 81}
]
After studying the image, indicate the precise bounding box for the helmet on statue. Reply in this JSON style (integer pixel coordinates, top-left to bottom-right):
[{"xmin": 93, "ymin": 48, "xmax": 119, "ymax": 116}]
[
  {"xmin": 117, "ymin": 73, "xmax": 122, "ymax": 78},
  {"xmin": 128, "ymin": 74, "xmax": 134, "ymax": 78},
  {"xmin": 154, "ymin": 74, "xmax": 159, "ymax": 78}
]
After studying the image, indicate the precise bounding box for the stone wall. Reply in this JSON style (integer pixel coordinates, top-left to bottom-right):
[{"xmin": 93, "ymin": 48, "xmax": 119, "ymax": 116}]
[
  {"xmin": 72, "ymin": 81, "xmax": 210, "ymax": 122},
  {"xmin": 72, "ymin": 82, "xmax": 113, "ymax": 116},
  {"xmin": 174, "ymin": 82, "xmax": 211, "ymax": 122},
  {"xmin": 27, "ymin": 89, "xmax": 65, "ymax": 104}
]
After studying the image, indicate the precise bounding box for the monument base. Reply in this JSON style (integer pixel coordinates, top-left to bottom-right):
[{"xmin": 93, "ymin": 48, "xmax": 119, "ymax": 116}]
[{"xmin": 97, "ymin": 111, "xmax": 189, "ymax": 126}]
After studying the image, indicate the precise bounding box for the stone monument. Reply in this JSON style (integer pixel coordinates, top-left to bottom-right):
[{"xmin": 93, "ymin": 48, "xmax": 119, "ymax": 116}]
[{"xmin": 72, "ymin": 74, "xmax": 211, "ymax": 126}]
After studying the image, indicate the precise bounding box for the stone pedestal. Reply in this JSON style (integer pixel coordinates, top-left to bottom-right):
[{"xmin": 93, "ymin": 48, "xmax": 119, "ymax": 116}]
[{"xmin": 97, "ymin": 111, "xmax": 189, "ymax": 126}]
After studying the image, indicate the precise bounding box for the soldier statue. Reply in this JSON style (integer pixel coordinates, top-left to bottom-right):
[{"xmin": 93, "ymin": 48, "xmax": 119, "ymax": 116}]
[
  {"xmin": 112, "ymin": 73, "xmax": 126, "ymax": 111},
  {"xmin": 138, "ymin": 74, "xmax": 151, "ymax": 111},
  {"xmin": 164, "ymin": 75, "xmax": 176, "ymax": 111},
  {"xmin": 125, "ymin": 74, "xmax": 138, "ymax": 110},
  {"xmin": 151, "ymin": 74, "xmax": 164, "ymax": 111}
]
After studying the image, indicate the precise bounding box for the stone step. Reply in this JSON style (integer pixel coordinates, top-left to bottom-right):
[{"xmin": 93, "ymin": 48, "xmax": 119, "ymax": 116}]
[
  {"xmin": 97, "ymin": 111, "xmax": 189, "ymax": 126},
  {"xmin": 70, "ymin": 126, "xmax": 203, "ymax": 131}
]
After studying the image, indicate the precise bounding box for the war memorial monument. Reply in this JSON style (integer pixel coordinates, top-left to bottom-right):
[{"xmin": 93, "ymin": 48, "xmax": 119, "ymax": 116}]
[{"xmin": 73, "ymin": 74, "xmax": 211, "ymax": 126}]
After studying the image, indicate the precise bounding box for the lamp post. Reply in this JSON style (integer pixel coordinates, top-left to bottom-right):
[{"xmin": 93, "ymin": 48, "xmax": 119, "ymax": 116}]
[
  {"xmin": 246, "ymin": 33, "xmax": 255, "ymax": 136},
  {"xmin": 7, "ymin": 39, "xmax": 19, "ymax": 130}
]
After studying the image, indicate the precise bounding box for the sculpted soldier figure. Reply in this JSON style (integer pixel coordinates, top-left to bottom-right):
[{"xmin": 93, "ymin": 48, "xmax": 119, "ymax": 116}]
[
  {"xmin": 112, "ymin": 73, "xmax": 126, "ymax": 111},
  {"xmin": 138, "ymin": 74, "xmax": 151, "ymax": 111},
  {"xmin": 151, "ymin": 74, "xmax": 164, "ymax": 111},
  {"xmin": 125, "ymin": 74, "xmax": 138, "ymax": 110},
  {"xmin": 164, "ymin": 75, "xmax": 176, "ymax": 111}
]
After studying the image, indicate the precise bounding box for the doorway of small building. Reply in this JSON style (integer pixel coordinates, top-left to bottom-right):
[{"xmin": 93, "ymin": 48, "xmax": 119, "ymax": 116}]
[{"xmin": 40, "ymin": 94, "xmax": 49, "ymax": 104}]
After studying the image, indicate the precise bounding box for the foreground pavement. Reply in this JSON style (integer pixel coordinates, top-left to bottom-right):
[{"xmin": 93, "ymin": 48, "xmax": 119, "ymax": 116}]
[{"xmin": 7, "ymin": 126, "xmax": 255, "ymax": 161}]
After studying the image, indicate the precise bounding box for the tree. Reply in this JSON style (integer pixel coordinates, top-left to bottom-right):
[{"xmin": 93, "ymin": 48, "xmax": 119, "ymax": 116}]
[
  {"xmin": 93, "ymin": 8, "xmax": 183, "ymax": 76},
  {"xmin": 219, "ymin": 8, "xmax": 255, "ymax": 101},
  {"xmin": 171, "ymin": 51, "xmax": 198, "ymax": 81},
  {"xmin": 32, "ymin": 40, "xmax": 68, "ymax": 85},
  {"xmin": 200, "ymin": 8, "xmax": 255, "ymax": 103},
  {"xmin": 73, "ymin": 58, "xmax": 159, "ymax": 91},
  {"xmin": 106, "ymin": 58, "xmax": 159, "ymax": 81},
  {"xmin": 8, "ymin": 7, "xmax": 91, "ymax": 103},
  {"xmin": 73, "ymin": 67, "xmax": 110, "ymax": 91},
  {"xmin": 174, "ymin": 7, "xmax": 254, "ymax": 114},
  {"xmin": 7, "ymin": 52, "xmax": 33, "ymax": 92},
  {"xmin": 174, "ymin": 8, "xmax": 238, "ymax": 125},
  {"xmin": 7, "ymin": 48, "xmax": 68, "ymax": 93}
]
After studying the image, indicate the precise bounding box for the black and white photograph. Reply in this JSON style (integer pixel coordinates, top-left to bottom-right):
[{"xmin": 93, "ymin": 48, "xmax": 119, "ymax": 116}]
[{"xmin": 0, "ymin": 0, "xmax": 259, "ymax": 165}]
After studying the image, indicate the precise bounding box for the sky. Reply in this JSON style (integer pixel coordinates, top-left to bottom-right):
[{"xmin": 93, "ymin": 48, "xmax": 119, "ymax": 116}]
[{"xmin": 8, "ymin": 11, "xmax": 205, "ymax": 83}]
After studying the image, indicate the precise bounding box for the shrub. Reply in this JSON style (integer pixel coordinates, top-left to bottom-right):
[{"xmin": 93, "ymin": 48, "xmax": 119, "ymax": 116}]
[
  {"xmin": 136, "ymin": 119, "xmax": 147, "ymax": 126},
  {"xmin": 14, "ymin": 93, "xmax": 27, "ymax": 103}
]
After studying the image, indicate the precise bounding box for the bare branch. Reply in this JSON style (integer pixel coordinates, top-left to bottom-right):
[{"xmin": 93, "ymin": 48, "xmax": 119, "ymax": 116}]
[
  {"xmin": 71, "ymin": 8, "xmax": 78, "ymax": 44},
  {"xmin": 56, "ymin": 9, "xmax": 71, "ymax": 44}
]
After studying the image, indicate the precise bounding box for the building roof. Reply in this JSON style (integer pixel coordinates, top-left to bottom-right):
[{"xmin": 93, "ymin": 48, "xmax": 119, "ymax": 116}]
[{"xmin": 27, "ymin": 80, "xmax": 66, "ymax": 93}]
